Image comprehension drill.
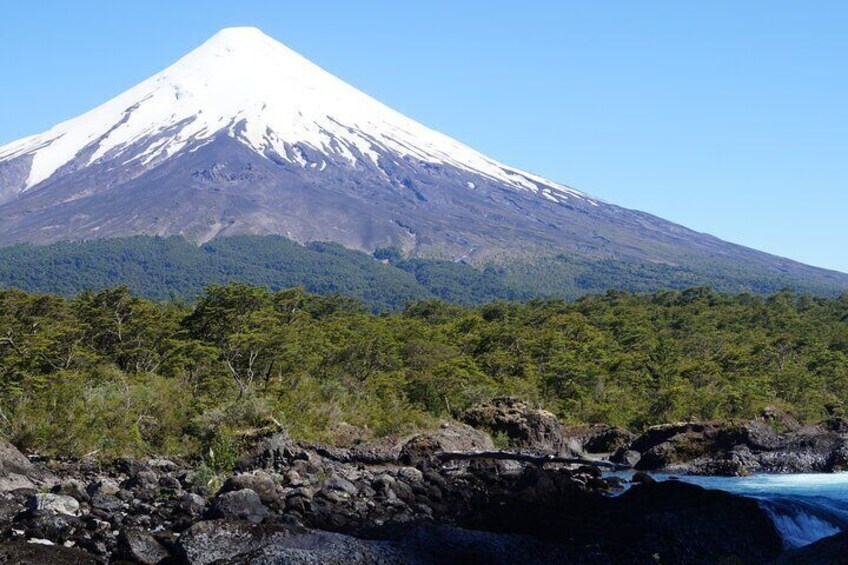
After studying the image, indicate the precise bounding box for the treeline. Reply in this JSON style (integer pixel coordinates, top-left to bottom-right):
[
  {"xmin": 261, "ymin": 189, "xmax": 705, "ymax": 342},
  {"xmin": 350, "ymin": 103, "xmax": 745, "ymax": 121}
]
[
  {"xmin": 0, "ymin": 236, "xmax": 844, "ymax": 311},
  {"xmin": 0, "ymin": 285, "xmax": 847, "ymax": 462}
]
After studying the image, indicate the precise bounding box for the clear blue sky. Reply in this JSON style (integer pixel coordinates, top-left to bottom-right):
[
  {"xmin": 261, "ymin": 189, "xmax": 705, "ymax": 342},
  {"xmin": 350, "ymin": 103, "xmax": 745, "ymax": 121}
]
[{"xmin": 1, "ymin": 1, "xmax": 845, "ymax": 272}]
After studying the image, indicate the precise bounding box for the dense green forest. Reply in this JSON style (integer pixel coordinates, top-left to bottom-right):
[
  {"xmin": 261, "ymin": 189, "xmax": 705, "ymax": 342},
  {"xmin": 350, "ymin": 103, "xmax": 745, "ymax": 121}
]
[
  {"xmin": 0, "ymin": 284, "xmax": 846, "ymax": 465},
  {"xmin": 0, "ymin": 235, "xmax": 845, "ymax": 310}
]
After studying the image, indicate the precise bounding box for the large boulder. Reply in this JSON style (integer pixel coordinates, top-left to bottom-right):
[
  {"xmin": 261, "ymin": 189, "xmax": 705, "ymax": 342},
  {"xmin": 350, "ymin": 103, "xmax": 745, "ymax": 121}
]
[
  {"xmin": 398, "ymin": 422, "xmax": 493, "ymax": 466},
  {"xmin": 458, "ymin": 475, "xmax": 782, "ymax": 564},
  {"xmin": 223, "ymin": 529, "xmax": 415, "ymax": 564},
  {"xmin": 461, "ymin": 397, "xmax": 575, "ymax": 455},
  {"xmin": 0, "ymin": 441, "xmax": 52, "ymax": 493},
  {"xmin": 177, "ymin": 520, "xmax": 294, "ymax": 565},
  {"xmin": 210, "ymin": 489, "xmax": 270, "ymax": 524},
  {"xmin": 629, "ymin": 422, "xmax": 715, "ymax": 454},
  {"xmin": 221, "ymin": 471, "xmax": 283, "ymax": 509},
  {"xmin": 607, "ymin": 481, "xmax": 783, "ymax": 563},
  {"xmin": 0, "ymin": 442, "xmax": 37, "ymax": 477}
]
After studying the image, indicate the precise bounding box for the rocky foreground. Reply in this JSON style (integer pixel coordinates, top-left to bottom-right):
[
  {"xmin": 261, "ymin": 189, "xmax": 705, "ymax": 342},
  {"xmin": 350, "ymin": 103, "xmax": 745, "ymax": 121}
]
[{"xmin": 0, "ymin": 399, "xmax": 845, "ymax": 564}]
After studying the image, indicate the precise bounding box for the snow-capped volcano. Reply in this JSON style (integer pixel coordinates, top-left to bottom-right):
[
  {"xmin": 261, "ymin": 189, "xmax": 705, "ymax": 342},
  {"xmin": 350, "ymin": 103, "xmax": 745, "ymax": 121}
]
[
  {"xmin": 0, "ymin": 26, "xmax": 844, "ymax": 293},
  {"xmin": 0, "ymin": 27, "xmax": 581, "ymax": 203}
]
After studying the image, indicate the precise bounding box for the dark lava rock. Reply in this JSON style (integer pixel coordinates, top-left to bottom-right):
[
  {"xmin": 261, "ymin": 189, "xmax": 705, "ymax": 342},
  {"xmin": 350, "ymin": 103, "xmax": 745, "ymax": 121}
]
[
  {"xmin": 608, "ymin": 481, "xmax": 783, "ymax": 564},
  {"xmin": 324, "ymin": 475, "xmax": 358, "ymax": 496},
  {"xmin": 716, "ymin": 421, "xmax": 785, "ymax": 451},
  {"xmin": 0, "ymin": 540, "xmax": 97, "ymax": 564},
  {"xmin": 630, "ymin": 416, "xmax": 848, "ymax": 475},
  {"xmin": 631, "ymin": 471, "xmax": 655, "ymax": 484},
  {"xmin": 238, "ymin": 431, "xmax": 311, "ymax": 472},
  {"xmin": 123, "ymin": 469, "xmax": 160, "ymax": 492},
  {"xmin": 91, "ymin": 492, "xmax": 124, "ymax": 512},
  {"xmin": 461, "ymin": 397, "xmax": 575, "ymax": 455},
  {"xmin": 610, "ymin": 447, "xmax": 641, "ymax": 467},
  {"xmin": 114, "ymin": 456, "xmax": 151, "ymax": 476},
  {"xmin": 774, "ymin": 530, "xmax": 848, "ymax": 564},
  {"xmin": 0, "ymin": 498, "xmax": 23, "ymax": 524},
  {"xmin": 629, "ymin": 422, "xmax": 714, "ymax": 454},
  {"xmin": 216, "ymin": 528, "xmax": 411, "ymax": 564},
  {"xmin": 564, "ymin": 424, "xmax": 635, "ymax": 454},
  {"xmin": 210, "ymin": 489, "xmax": 270, "ymax": 524},
  {"xmin": 20, "ymin": 510, "xmax": 83, "ymax": 543}
]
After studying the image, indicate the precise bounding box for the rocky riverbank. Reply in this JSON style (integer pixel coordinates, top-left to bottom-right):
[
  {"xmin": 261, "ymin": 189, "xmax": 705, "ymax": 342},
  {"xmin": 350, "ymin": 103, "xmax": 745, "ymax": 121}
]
[
  {"xmin": 0, "ymin": 425, "xmax": 784, "ymax": 564},
  {"xmin": 0, "ymin": 399, "xmax": 843, "ymax": 563},
  {"xmin": 580, "ymin": 407, "xmax": 848, "ymax": 476}
]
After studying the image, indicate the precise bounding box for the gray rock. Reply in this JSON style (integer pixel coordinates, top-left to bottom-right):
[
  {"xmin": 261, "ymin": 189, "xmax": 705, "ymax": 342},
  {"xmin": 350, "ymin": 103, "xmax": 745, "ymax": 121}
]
[
  {"xmin": 224, "ymin": 471, "xmax": 282, "ymax": 507},
  {"xmin": 324, "ymin": 475, "xmax": 358, "ymax": 496},
  {"xmin": 147, "ymin": 458, "xmax": 179, "ymax": 472},
  {"xmin": 397, "ymin": 467, "xmax": 423, "ymax": 483},
  {"xmin": 211, "ymin": 489, "xmax": 270, "ymax": 524},
  {"xmin": 124, "ymin": 469, "xmax": 159, "ymax": 491},
  {"xmin": 372, "ymin": 474, "xmax": 395, "ymax": 492},
  {"xmin": 399, "ymin": 423, "xmax": 494, "ymax": 466},
  {"xmin": 283, "ymin": 470, "xmax": 305, "ymax": 486},
  {"xmin": 0, "ymin": 442, "xmax": 37, "ymax": 477},
  {"xmin": 118, "ymin": 527, "xmax": 171, "ymax": 565},
  {"xmin": 52, "ymin": 479, "xmax": 88, "ymax": 503},
  {"xmin": 219, "ymin": 528, "xmax": 412, "ymax": 564},
  {"xmin": 180, "ymin": 492, "xmax": 209, "ymax": 517},
  {"xmin": 177, "ymin": 520, "xmax": 280, "ymax": 565},
  {"xmin": 91, "ymin": 492, "xmax": 124, "ymax": 512},
  {"xmin": 87, "ymin": 478, "xmax": 120, "ymax": 496},
  {"xmin": 27, "ymin": 493, "xmax": 80, "ymax": 517},
  {"xmin": 0, "ymin": 474, "xmax": 38, "ymax": 493}
]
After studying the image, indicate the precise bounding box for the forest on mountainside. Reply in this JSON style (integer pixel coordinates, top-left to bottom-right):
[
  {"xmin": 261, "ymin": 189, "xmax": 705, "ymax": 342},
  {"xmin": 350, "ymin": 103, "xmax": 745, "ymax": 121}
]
[
  {"xmin": 0, "ymin": 284, "xmax": 846, "ymax": 470},
  {"xmin": 0, "ymin": 235, "xmax": 845, "ymax": 311}
]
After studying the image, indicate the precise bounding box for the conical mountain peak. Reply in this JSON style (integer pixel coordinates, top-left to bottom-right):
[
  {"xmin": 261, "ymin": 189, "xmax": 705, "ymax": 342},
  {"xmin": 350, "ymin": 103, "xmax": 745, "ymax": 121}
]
[
  {"xmin": 0, "ymin": 28, "xmax": 577, "ymax": 198},
  {"xmin": 0, "ymin": 28, "xmax": 844, "ymax": 294}
]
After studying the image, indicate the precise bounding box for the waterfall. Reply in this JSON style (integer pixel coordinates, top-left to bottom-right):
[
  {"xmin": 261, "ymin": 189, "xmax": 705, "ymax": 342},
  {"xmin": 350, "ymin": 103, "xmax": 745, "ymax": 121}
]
[{"xmin": 759, "ymin": 495, "xmax": 848, "ymax": 548}]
